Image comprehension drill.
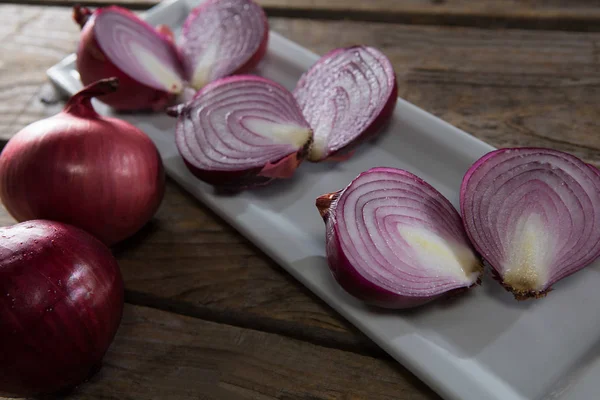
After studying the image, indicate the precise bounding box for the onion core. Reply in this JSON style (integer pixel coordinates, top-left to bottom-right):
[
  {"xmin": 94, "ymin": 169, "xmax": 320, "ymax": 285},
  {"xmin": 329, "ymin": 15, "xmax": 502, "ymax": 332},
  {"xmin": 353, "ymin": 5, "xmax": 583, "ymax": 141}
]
[
  {"xmin": 460, "ymin": 148, "xmax": 600, "ymax": 299},
  {"xmin": 317, "ymin": 167, "xmax": 481, "ymax": 309}
]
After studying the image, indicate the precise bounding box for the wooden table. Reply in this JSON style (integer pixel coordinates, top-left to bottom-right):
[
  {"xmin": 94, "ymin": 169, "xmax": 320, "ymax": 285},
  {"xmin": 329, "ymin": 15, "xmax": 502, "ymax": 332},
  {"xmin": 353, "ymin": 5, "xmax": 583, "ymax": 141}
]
[{"xmin": 0, "ymin": 1, "xmax": 599, "ymax": 399}]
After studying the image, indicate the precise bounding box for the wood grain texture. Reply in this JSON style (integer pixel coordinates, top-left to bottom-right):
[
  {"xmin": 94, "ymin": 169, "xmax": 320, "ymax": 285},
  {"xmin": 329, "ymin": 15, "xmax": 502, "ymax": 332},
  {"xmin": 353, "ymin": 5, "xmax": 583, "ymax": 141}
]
[
  {"xmin": 1, "ymin": 5, "xmax": 600, "ymax": 354},
  {"xmin": 115, "ymin": 178, "xmax": 378, "ymax": 354},
  {"xmin": 10, "ymin": 0, "xmax": 600, "ymax": 31},
  {"xmin": 269, "ymin": 18, "xmax": 600, "ymax": 166},
  {"xmin": 0, "ymin": 5, "xmax": 79, "ymax": 140},
  {"xmin": 0, "ymin": 304, "xmax": 439, "ymax": 400}
]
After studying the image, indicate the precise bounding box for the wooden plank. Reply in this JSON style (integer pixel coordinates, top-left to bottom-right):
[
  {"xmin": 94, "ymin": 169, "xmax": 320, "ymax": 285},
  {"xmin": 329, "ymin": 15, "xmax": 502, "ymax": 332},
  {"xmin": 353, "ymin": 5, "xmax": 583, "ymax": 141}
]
[
  {"xmin": 7, "ymin": 0, "xmax": 600, "ymax": 31},
  {"xmin": 268, "ymin": 18, "xmax": 600, "ymax": 166},
  {"xmin": 0, "ymin": 304, "xmax": 440, "ymax": 400},
  {"xmin": 0, "ymin": 4, "xmax": 378, "ymax": 354},
  {"xmin": 1, "ymin": 3, "xmax": 600, "ymax": 357},
  {"xmin": 116, "ymin": 179, "xmax": 378, "ymax": 354}
]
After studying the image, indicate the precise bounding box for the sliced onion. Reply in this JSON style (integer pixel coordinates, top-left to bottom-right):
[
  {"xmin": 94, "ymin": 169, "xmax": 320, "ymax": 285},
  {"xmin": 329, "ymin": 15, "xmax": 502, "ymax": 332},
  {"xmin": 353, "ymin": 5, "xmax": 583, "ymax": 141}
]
[
  {"xmin": 317, "ymin": 167, "xmax": 482, "ymax": 309},
  {"xmin": 294, "ymin": 46, "xmax": 397, "ymax": 162},
  {"xmin": 74, "ymin": 5, "xmax": 184, "ymax": 111},
  {"xmin": 170, "ymin": 75, "xmax": 312, "ymax": 189},
  {"xmin": 180, "ymin": 0, "xmax": 269, "ymax": 90},
  {"xmin": 460, "ymin": 148, "xmax": 600, "ymax": 299}
]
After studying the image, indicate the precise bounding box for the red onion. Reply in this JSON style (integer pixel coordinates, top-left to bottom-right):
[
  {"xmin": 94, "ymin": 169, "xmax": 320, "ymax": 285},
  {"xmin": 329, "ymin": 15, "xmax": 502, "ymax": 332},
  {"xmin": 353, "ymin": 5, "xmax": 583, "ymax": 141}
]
[
  {"xmin": 0, "ymin": 78, "xmax": 165, "ymax": 246},
  {"xmin": 461, "ymin": 148, "xmax": 600, "ymax": 299},
  {"xmin": 294, "ymin": 46, "xmax": 397, "ymax": 162},
  {"xmin": 317, "ymin": 167, "xmax": 482, "ymax": 309},
  {"xmin": 170, "ymin": 75, "xmax": 313, "ymax": 189},
  {"xmin": 74, "ymin": 5, "xmax": 184, "ymax": 111},
  {"xmin": 0, "ymin": 220, "xmax": 123, "ymax": 397},
  {"xmin": 180, "ymin": 0, "xmax": 269, "ymax": 90}
]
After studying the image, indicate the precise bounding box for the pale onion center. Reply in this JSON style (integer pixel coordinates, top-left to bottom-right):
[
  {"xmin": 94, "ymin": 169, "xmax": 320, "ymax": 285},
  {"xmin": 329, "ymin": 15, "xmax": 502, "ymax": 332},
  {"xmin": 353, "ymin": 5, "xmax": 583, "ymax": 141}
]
[
  {"xmin": 503, "ymin": 214, "xmax": 551, "ymax": 291},
  {"xmin": 130, "ymin": 42, "xmax": 183, "ymax": 93},
  {"xmin": 243, "ymin": 118, "xmax": 311, "ymax": 147},
  {"xmin": 191, "ymin": 42, "xmax": 219, "ymax": 90},
  {"xmin": 398, "ymin": 225, "xmax": 480, "ymax": 282}
]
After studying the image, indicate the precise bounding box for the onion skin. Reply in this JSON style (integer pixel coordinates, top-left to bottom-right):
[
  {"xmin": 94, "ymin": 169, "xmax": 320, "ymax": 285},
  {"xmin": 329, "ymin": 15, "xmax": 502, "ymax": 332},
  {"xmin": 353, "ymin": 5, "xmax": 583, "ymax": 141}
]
[
  {"xmin": 317, "ymin": 168, "xmax": 482, "ymax": 309},
  {"xmin": 179, "ymin": 150, "xmax": 309, "ymax": 189},
  {"xmin": 460, "ymin": 148, "xmax": 600, "ymax": 300},
  {"xmin": 73, "ymin": 5, "xmax": 178, "ymax": 111},
  {"xmin": 0, "ymin": 220, "xmax": 124, "ymax": 397},
  {"xmin": 0, "ymin": 78, "xmax": 165, "ymax": 246}
]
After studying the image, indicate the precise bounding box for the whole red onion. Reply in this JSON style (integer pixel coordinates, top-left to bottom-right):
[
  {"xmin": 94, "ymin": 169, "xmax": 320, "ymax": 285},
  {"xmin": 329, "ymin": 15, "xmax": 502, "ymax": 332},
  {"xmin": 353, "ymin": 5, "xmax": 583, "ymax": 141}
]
[
  {"xmin": 0, "ymin": 220, "xmax": 124, "ymax": 397},
  {"xmin": 0, "ymin": 78, "xmax": 165, "ymax": 246},
  {"xmin": 73, "ymin": 5, "xmax": 184, "ymax": 111}
]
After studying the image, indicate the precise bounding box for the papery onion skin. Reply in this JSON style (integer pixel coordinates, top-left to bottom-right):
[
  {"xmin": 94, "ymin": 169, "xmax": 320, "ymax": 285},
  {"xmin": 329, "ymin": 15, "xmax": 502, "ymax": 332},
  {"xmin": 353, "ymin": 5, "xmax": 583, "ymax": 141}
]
[
  {"xmin": 74, "ymin": 5, "xmax": 181, "ymax": 111},
  {"xmin": 460, "ymin": 148, "xmax": 600, "ymax": 300},
  {"xmin": 317, "ymin": 167, "xmax": 482, "ymax": 309},
  {"xmin": 0, "ymin": 78, "xmax": 165, "ymax": 246},
  {"xmin": 294, "ymin": 46, "xmax": 398, "ymax": 162},
  {"xmin": 171, "ymin": 75, "xmax": 312, "ymax": 190},
  {"xmin": 0, "ymin": 220, "xmax": 124, "ymax": 397},
  {"xmin": 180, "ymin": 0, "xmax": 269, "ymax": 90}
]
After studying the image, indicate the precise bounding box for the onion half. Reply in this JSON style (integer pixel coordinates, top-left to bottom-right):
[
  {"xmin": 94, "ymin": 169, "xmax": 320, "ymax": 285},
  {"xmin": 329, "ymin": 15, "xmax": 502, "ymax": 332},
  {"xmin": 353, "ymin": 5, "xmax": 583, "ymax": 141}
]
[
  {"xmin": 461, "ymin": 148, "xmax": 600, "ymax": 299},
  {"xmin": 0, "ymin": 220, "xmax": 123, "ymax": 397},
  {"xmin": 294, "ymin": 46, "xmax": 397, "ymax": 162},
  {"xmin": 74, "ymin": 5, "xmax": 184, "ymax": 111},
  {"xmin": 317, "ymin": 167, "xmax": 482, "ymax": 309},
  {"xmin": 180, "ymin": 0, "xmax": 269, "ymax": 90},
  {"xmin": 170, "ymin": 75, "xmax": 313, "ymax": 189}
]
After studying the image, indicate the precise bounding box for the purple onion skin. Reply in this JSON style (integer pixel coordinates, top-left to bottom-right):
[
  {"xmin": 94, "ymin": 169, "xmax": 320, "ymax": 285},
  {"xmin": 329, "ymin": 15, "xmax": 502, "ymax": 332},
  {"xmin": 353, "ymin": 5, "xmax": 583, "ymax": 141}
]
[
  {"xmin": 0, "ymin": 220, "xmax": 124, "ymax": 397},
  {"xmin": 180, "ymin": 151, "xmax": 307, "ymax": 190},
  {"xmin": 74, "ymin": 5, "xmax": 179, "ymax": 111},
  {"xmin": 0, "ymin": 78, "xmax": 166, "ymax": 246}
]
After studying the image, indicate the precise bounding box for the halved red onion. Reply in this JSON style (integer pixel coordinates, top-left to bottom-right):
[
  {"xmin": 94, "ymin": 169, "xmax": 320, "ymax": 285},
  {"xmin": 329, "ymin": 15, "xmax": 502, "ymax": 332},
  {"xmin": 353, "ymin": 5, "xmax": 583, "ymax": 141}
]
[
  {"xmin": 180, "ymin": 0, "xmax": 269, "ymax": 90},
  {"xmin": 317, "ymin": 167, "xmax": 482, "ymax": 309},
  {"xmin": 460, "ymin": 148, "xmax": 600, "ymax": 299},
  {"xmin": 74, "ymin": 5, "xmax": 184, "ymax": 111},
  {"xmin": 170, "ymin": 75, "xmax": 312, "ymax": 189},
  {"xmin": 294, "ymin": 46, "xmax": 397, "ymax": 162}
]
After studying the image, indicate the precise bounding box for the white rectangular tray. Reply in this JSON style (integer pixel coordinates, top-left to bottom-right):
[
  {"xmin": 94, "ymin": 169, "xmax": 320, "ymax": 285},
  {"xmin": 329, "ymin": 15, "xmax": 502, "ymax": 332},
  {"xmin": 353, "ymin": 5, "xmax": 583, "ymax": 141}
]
[{"xmin": 47, "ymin": 1, "xmax": 600, "ymax": 399}]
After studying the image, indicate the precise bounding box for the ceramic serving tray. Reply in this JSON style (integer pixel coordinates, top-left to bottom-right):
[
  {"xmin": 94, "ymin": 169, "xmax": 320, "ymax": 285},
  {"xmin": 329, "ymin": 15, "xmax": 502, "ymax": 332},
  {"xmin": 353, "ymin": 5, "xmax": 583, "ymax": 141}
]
[{"xmin": 47, "ymin": 1, "xmax": 600, "ymax": 399}]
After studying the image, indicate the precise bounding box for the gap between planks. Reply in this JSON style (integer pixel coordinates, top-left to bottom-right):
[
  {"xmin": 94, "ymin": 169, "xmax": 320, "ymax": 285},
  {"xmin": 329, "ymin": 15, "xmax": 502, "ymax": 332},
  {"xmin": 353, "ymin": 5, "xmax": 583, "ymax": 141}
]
[
  {"xmin": 1, "ymin": 0, "xmax": 600, "ymax": 32},
  {"xmin": 124, "ymin": 289, "xmax": 389, "ymax": 360}
]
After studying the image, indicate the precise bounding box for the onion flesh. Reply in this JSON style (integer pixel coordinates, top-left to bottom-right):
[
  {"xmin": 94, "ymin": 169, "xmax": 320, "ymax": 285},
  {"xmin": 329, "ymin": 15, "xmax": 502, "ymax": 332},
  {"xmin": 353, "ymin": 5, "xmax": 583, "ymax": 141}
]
[
  {"xmin": 180, "ymin": 0, "xmax": 269, "ymax": 90},
  {"xmin": 0, "ymin": 220, "xmax": 124, "ymax": 397},
  {"xmin": 74, "ymin": 5, "xmax": 184, "ymax": 111},
  {"xmin": 317, "ymin": 167, "xmax": 482, "ymax": 309},
  {"xmin": 0, "ymin": 78, "xmax": 165, "ymax": 246},
  {"xmin": 294, "ymin": 46, "xmax": 397, "ymax": 162},
  {"xmin": 460, "ymin": 148, "xmax": 600, "ymax": 299},
  {"xmin": 170, "ymin": 75, "xmax": 312, "ymax": 189}
]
